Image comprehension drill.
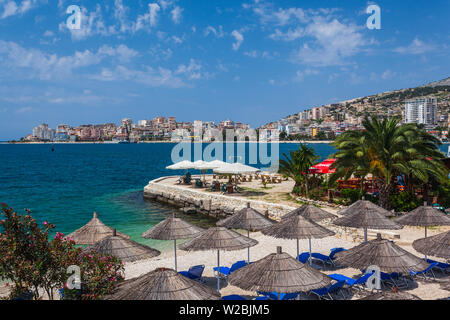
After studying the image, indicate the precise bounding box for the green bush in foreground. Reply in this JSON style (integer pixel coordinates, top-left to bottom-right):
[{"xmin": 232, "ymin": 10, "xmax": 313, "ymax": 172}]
[{"xmin": 0, "ymin": 204, "xmax": 124, "ymax": 300}]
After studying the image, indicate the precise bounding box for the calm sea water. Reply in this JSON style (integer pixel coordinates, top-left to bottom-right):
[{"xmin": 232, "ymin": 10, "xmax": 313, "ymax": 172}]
[{"xmin": 1, "ymin": 142, "xmax": 448, "ymax": 250}]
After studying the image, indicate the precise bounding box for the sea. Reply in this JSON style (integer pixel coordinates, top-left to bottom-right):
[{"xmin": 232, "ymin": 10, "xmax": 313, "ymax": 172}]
[{"xmin": 1, "ymin": 142, "xmax": 448, "ymax": 251}]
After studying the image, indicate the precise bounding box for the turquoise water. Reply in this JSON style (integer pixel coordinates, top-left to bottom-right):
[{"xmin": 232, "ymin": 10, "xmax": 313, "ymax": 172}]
[{"xmin": 1, "ymin": 142, "xmax": 448, "ymax": 250}]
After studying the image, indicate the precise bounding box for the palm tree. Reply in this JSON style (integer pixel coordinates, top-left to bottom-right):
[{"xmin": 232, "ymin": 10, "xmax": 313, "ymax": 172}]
[
  {"xmin": 279, "ymin": 144, "xmax": 319, "ymax": 195},
  {"xmin": 330, "ymin": 116, "xmax": 448, "ymax": 209}
]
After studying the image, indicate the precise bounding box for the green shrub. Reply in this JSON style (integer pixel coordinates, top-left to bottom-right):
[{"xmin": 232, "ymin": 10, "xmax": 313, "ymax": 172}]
[
  {"xmin": 389, "ymin": 191, "xmax": 421, "ymax": 212},
  {"xmin": 340, "ymin": 188, "xmax": 363, "ymax": 204}
]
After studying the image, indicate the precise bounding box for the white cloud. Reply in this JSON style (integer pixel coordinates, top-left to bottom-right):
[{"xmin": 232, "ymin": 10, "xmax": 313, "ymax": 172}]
[
  {"xmin": 393, "ymin": 38, "xmax": 435, "ymax": 55},
  {"xmin": 294, "ymin": 68, "xmax": 319, "ymax": 81},
  {"xmin": 381, "ymin": 69, "xmax": 396, "ymax": 80},
  {"xmin": 0, "ymin": 41, "xmax": 139, "ymax": 80},
  {"xmin": 231, "ymin": 30, "xmax": 244, "ymax": 51},
  {"xmin": 269, "ymin": 27, "xmax": 304, "ymax": 41},
  {"xmin": 15, "ymin": 106, "xmax": 32, "ymax": 113},
  {"xmin": 0, "ymin": 0, "xmax": 42, "ymax": 19},
  {"xmin": 291, "ymin": 17, "xmax": 366, "ymax": 66},
  {"xmin": 204, "ymin": 25, "xmax": 225, "ymax": 38},
  {"xmin": 171, "ymin": 6, "xmax": 182, "ymax": 24}
]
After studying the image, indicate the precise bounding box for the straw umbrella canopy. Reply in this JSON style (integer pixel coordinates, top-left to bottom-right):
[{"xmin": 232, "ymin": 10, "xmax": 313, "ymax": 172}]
[
  {"xmin": 334, "ymin": 233, "xmax": 429, "ymax": 274},
  {"xmin": 141, "ymin": 213, "xmax": 204, "ymax": 271},
  {"xmin": 396, "ymin": 205, "xmax": 450, "ymax": 239},
  {"xmin": 228, "ymin": 246, "xmax": 331, "ymax": 298},
  {"xmin": 412, "ymin": 231, "xmax": 450, "ymax": 259},
  {"xmin": 360, "ymin": 291, "xmax": 421, "ymax": 300},
  {"xmin": 217, "ymin": 202, "xmax": 275, "ymax": 262},
  {"xmin": 179, "ymin": 227, "xmax": 258, "ymax": 291},
  {"xmin": 105, "ymin": 268, "xmax": 220, "ymax": 300},
  {"xmin": 84, "ymin": 229, "xmax": 160, "ymax": 263},
  {"xmin": 338, "ymin": 200, "xmax": 394, "ymax": 217},
  {"xmin": 333, "ymin": 201, "xmax": 402, "ymax": 242},
  {"xmin": 261, "ymin": 215, "xmax": 335, "ymax": 265},
  {"xmin": 281, "ymin": 205, "xmax": 337, "ymax": 222},
  {"xmin": 67, "ymin": 212, "xmax": 130, "ymax": 245}
]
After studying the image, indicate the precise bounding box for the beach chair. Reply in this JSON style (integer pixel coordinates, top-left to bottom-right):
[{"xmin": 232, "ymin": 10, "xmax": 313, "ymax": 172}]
[
  {"xmin": 328, "ymin": 272, "xmax": 374, "ymax": 293},
  {"xmin": 256, "ymin": 291, "xmax": 299, "ymax": 300},
  {"xmin": 253, "ymin": 296, "xmax": 268, "ymax": 300},
  {"xmin": 179, "ymin": 265, "xmax": 205, "ymax": 282},
  {"xmin": 311, "ymin": 247, "xmax": 347, "ymax": 267},
  {"xmin": 213, "ymin": 260, "xmax": 248, "ymax": 282},
  {"xmin": 297, "ymin": 252, "xmax": 311, "ymax": 264},
  {"xmin": 222, "ymin": 295, "xmax": 247, "ymax": 300},
  {"xmin": 309, "ymin": 280, "xmax": 347, "ymax": 300},
  {"xmin": 409, "ymin": 262, "xmax": 438, "ymax": 280},
  {"xmin": 426, "ymin": 259, "xmax": 450, "ymax": 274}
]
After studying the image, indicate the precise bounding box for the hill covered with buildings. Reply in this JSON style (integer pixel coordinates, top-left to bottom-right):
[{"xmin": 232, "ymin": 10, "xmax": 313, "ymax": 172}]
[{"xmin": 261, "ymin": 78, "xmax": 450, "ymax": 142}]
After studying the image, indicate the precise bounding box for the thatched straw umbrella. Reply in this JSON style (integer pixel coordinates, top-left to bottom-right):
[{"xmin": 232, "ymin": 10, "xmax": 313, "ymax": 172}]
[
  {"xmin": 105, "ymin": 267, "xmax": 220, "ymax": 300},
  {"xmin": 396, "ymin": 205, "xmax": 450, "ymax": 259},
  {"xmin": 217, "ymin": 202, "xmax": 274, "ymax": 262},
  {"xmin": 281, "ymin": 205, "xmax": 337, "ymax": 222},
  {"xmin": 412, "ymin": 231, "xmax": 450, "ymax": 259},
  {"xmin": 84, "ymin": 229, "xmax": 160, "ymax": 263},
  {"xmin": 333, "ymin": 201, "xmax": 402, "ymax": 242},
  {"xmin": 261, "ymin": 215, "xmax": 335, "ymax": 265},
  {"xmin": 179, "ymin": 227, "xmax": 258, "ymax": 291},
  {"xmin": 141, "ymin": 213, "xmax": 204, "ymax": 271},
  {"xmin": 67, "ymin": 212, "xmax": 130, "ymax": 245},
  {"xmin": 228, "ymin": 246, "xmax": 331, "ymax": 299},
  {"xmin": 334, "ymin": 233, "xmax": 429, "ymax": 274},
  {"xmin": 338, "ymin": 200, "xmax": 394, "ymax": 217},
  {"xmin": 360, "ymin": 291, "xmax": 421, "ymax": 300}
]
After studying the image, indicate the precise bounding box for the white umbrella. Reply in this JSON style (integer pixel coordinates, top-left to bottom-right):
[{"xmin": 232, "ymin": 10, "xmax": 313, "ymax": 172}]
[
  {"xmin": 166, "ymin": 160, "xmax": 194, "ymax": 170},
  {"xmin": 214, "ymin": 163, "xmax": 260, "ymax": 192},
  {"xmin": 196, "ymin": 160, "xmax": 228, "ymax": 170},
  {"xmin": 213, "ymin": 163, "xmax": 260, "ymax": 175}
]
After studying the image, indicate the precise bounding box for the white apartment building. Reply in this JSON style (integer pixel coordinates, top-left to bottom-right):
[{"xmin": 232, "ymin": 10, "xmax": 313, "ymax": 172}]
[
  {"xmin": 405, "ymin": 97, "xmax": 437, "ymax": 125},
  {"xmin": 33, "ymin": 124, "xmax": 55, "ymax": 140}
]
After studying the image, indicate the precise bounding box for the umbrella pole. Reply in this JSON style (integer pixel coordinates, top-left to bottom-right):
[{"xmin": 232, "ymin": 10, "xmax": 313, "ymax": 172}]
[
  {"xmin": 364, "ymin": 227, "xmax": 368, "ymax": 243},
  {"xmin": 309, "ymin": 238, "xmax": 312, "ymax": 266},
  {"xmin": 424, "ymin": 226, "xmax": 427, "ymax": 260},
  {"xmin": 296, "ymin": 238, "xmax": 299, "ymax": 259},
  {"xmin": 217, "ymin": 250, "xmax": 220, "ymax": 292},
  {"xmin": 247, "ymin": 229, "xmax": 250, "ymax": 263},
  {"xmin": 174, "ymin": 239, "xmax": 177, "ymax": 271}
]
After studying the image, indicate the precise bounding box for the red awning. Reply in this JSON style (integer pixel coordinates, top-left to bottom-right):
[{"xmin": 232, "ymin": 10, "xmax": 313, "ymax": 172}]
[{"xmin": 309, "ymin": 159, "xmax": 336, "ymax": 174}]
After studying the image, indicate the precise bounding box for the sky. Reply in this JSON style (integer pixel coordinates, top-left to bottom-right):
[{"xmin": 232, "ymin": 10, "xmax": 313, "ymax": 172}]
[{"xmin": 0, "ymin": 0, "xmax": 449, "ymax": 140}]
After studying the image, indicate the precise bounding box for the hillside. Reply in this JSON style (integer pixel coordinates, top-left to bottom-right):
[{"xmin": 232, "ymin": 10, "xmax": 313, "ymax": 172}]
[{"xmin": 263, "ymin": 78, "xmax": 450, "ymax": 131}]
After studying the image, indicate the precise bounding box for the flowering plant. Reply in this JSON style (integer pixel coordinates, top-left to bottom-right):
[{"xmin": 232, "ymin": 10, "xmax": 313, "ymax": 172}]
[{"xmin": 0, "ymin": 204, "xmax": 124, "ymax": 300}]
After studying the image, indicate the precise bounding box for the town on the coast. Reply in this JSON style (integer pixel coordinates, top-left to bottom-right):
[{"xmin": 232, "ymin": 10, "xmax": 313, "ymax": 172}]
[{"xmin": 21, "ymin": 81, "xmax": 450, "ymax": 143}]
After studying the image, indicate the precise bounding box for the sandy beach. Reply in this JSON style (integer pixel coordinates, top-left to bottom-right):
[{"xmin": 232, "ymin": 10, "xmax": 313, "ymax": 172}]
[{"xmin": 126, "ymin": 174, "xmax": 450, "ymax": 300}]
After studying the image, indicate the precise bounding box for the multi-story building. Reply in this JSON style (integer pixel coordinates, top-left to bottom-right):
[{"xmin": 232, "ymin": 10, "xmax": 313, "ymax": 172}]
[
  {"xmin": 32, "ymin": 124, "xmax": 55, "ymax": 141},
  {"xmin": 405, "ymin": 97, "xmax": 437, "ymax": 125}
]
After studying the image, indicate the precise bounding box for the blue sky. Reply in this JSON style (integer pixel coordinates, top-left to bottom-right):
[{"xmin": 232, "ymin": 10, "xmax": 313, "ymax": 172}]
[{"xmin": 0, "ymin": 0, "xmax": 449, "ymax": 139}]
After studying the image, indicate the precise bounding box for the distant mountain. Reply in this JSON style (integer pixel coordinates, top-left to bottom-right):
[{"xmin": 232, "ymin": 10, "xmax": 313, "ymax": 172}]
[{"xmin": 423, "ymin": 77, "xmax": 450, "ymax": 87}]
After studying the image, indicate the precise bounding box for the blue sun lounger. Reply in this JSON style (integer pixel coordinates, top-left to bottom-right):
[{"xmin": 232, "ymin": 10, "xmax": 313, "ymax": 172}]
[
  {"xmin": 257, "ymin": 291, "xmax": 299, "ymax": 300},
  {"xmin": 328, "ymin": 271, "xmax": 374, "ymax": 292},
  {"xmin": 213, "ymin": 260, "xmax": 248, "ymax": 282},
  {"xmin": 309, "ymin": 280, "xmax": 346, "ymax": 300},
  {"xmin": 409, "ymin": 262, "xmax": 438, "ymax": 280},
  {"xmin": 179, "ymin": 265, "xmax": 205, "ymax": 281},
  {"xmin": 222, "ymin": 295, "xmax": 247, "ymax": 300},
  {"xmin": 311, "ymin": 248, "xmax": 347, "ymax": 267},
  {"xmin": 426, "ymin": 259, "xmax": 450, "ymax": 274},
  {"xmin": 297, "ymin": 252, "xmax": 311, "ymax": 264}
]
